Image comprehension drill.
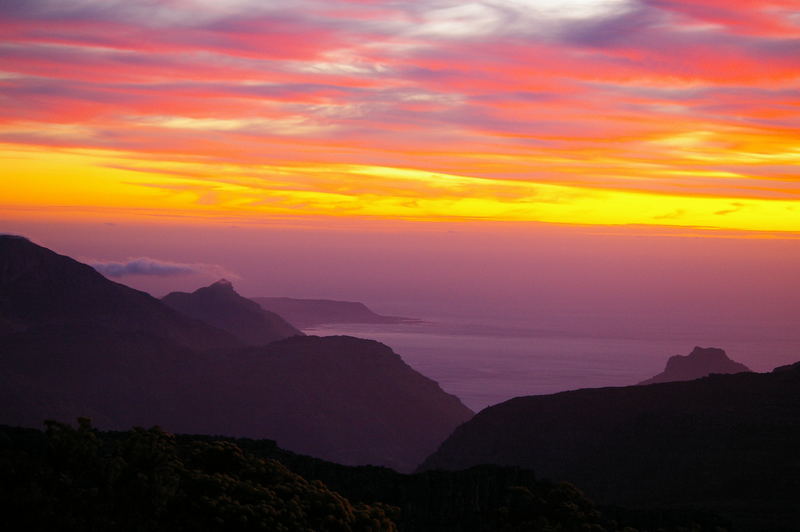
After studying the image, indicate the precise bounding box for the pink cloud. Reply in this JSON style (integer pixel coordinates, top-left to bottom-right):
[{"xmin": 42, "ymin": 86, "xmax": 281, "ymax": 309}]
[{"xmin": 1, "ymin": 0, "xmax": 798, "ymax": 204}]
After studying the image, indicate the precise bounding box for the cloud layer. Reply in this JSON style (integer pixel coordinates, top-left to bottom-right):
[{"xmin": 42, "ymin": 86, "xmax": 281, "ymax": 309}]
[
  {"xmin": 91, "ymin": 257, "xmax": 231, "ymax": 278},
  {"xmin": 1, "ymin": 0, "xmax": 798, "ymax": 232}
]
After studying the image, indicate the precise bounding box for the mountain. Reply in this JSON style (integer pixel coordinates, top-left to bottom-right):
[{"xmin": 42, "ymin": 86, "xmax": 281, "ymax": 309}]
[
  {"xmin": 638, "ymin": 346, "xmax": 751, "ymax": 385},
  {"xmin": 182, "ymin": 335, "xmax": 473, "ymax": 472},
  {"xmin": 252, "ymin": 296, "xmax": 415, "ymax": 328},
  {"xmin": 0, "ymin": 236, "xmax": 472, "ymax": 471},
  {"xmin": 419, "ymin": 366, "xmax": 800, "ymax": 530},
  {"xmin": 0, "ymin": 332, "xmax": 472, "ymax": 472},
  {"xmin": 0, "ymin": 235, "xmax": 238, "ymax": 350},
  {"xmin": 163, "ymin": 280, "xmax": 302, "ymax": 345}
]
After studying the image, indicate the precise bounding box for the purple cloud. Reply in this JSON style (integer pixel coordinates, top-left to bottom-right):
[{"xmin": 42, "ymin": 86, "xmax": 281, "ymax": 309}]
[
  {"xmin": 90, "ymin": 257, "xmax": 235, "ymax": 279},
  {"xmin": 91, "ymin": 258, "xmax": 197, "ymax": 277}
]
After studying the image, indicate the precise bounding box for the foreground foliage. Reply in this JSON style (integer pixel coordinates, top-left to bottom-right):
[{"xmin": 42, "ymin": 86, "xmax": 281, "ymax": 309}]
[
  {"xmin": 0, "ymin": 421, "xmax": 729, "ymax": 531},
  {"xmin": 0, "ymin": 420, "xmax": 396, "ymax": 531}
]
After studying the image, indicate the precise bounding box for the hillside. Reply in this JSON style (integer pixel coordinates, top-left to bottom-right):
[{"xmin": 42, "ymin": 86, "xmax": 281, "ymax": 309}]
[
  {"xmin": 198, "ymin": 335, "xmax": 473, "ymax": 471},
  {"xmin": 163, "ymin": 280, "xmax": 302, "ymax": 345},
  {"xmin": 0, "ymin": 237, "xmax": 472, "ymax": 471},
  {"xmin": 0, "ymin": 235, "xmax": 238, "ymax": 350},
  {"xmin": 420, "ymin": 366, "xmax": 800, "ymax": 530}
]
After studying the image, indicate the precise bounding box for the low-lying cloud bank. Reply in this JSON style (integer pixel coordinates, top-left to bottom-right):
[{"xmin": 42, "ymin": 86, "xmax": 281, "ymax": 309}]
[{"xmin": 91, "ymin": 257, "xmax": 233, "ymax": 279}]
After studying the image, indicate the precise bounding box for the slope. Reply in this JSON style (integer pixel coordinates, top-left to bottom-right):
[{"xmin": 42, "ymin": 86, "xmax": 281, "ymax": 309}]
[
  {"xmin": 0, "ymin": 235, "xmax": 238, "ymax": 350},
  {"xmin": 420, "ymin": 366, "xmax": 800, "ymax": 530},
  {"xmin": 163, "ymin": 280, "xmax": 302, "ymax": 345},
  {"xmin": 0, "ymin": 237, "xmax": 472, "ymax": 472}
]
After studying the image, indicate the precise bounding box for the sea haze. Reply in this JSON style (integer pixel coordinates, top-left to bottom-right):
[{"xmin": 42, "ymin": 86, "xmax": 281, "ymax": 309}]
[
  {"xmin": 17, "ymin": 220, "xmax": 799, "ymax": 413},
  {"xmin": 306, "ymin": 315, "xmax": 800, "ymax": 412}
]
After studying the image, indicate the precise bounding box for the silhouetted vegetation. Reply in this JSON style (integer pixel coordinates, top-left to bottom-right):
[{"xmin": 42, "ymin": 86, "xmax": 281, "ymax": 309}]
[
  {"xmin": 0, "ymin": 420, "xmax": 396, "ymax": 531},
  {"xmin": 198, "ymin": 433, "xmax": 731, "ymax": 532},
  {"xmin": 1, "ymin": 421, "xmax": 730, "ymax": 531}
]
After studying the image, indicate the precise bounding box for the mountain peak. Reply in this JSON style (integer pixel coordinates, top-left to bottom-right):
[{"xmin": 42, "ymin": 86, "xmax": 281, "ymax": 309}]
[
  {"xmin": 689, "ymin": 345, "xmax": 727, "ymax": 357},
  {"xmin": 668, "ymin": 346, "xmax": 738, "ymax": 370},
  {"xmin": 639, "ymin": 346, "xmax": 751, "ymax": 385},
  {"xmin": 0, "ymin": 237, "xmax": 238, "ymax": 349},
  {"xmin": 0, "ymin": 233, "xmax": 30, "ymax": 242},
  {"xmin": 162, "ymin": 281, "xmax": 302, "ymax": 345},
  {"xmin": 205, "ymin": 278, "xmax": 236, "ymax": 294}
]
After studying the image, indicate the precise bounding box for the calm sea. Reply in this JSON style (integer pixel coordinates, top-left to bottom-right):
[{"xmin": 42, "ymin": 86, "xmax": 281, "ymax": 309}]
[{"xmin": 305, "ymin": 318, "xmax": 800, "ymax": 412}]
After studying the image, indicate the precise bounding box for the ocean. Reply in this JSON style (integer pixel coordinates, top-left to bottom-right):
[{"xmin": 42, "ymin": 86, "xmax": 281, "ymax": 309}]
[{"xmin": 305, "ymin": 317, "xmax": 800, "ymax": 412}]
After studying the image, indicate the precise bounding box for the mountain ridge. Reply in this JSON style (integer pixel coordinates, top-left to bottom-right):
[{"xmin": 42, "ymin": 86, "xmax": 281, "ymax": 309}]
[
  {"xmin": 419, "ymin": 363, "xmax": 800, "ymax": 529},
  {"xmin": 163, "ymin": 279, "xmax": 302, "ymax": 345},
  {"xmin": 0, "ymin": 235, "xmax": 238, "ymax": 350},
  {"xmin": 0, "ymin": 236, "xmax": 472, "ymax": 471},
  {"xmin": 253, "ymin": 296, "xmax": 416, "ymax": 328}
]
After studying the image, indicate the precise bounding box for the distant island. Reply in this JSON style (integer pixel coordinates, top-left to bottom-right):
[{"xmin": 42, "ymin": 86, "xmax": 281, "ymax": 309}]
[
  {"xmin": 252, "ymin": 296, "xmax": 419, "ymax": 328},
  {"xmin": 638, "ymin": 346, "xmax": 751, "ymax": 385}
]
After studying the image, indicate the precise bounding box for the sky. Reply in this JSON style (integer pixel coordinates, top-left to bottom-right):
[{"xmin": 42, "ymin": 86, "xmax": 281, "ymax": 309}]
[{"xmin": 1, "ymin": 0, "xmax": 799, "ymax": 342}]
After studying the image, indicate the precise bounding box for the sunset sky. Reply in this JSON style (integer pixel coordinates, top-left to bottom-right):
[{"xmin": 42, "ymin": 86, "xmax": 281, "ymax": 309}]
[
  {"xmin": 1, "ymin": 0, "xmax": 799, "ymax": 339},
  {"xmin": 2, "ymin": 0, "xmax": 799, "ymax": 233}
]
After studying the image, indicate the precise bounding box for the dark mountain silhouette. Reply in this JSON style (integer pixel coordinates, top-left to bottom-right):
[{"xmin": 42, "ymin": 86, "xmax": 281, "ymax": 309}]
[
  {"xmin": 419, "ymin": 365, "xmax": 800, "ymax": 530},
  {"xmin": 638, "ymin": 346, "xmax": 751, "ymax": 385},
  {"xmin": 0, "ymin": 237, "xmax": 472, "ymax": 471},
  {"xmin": 252, "ymin": 296, "xmax": 415, "ymax": 328},
  {"xmin": 0, "ymin": 235, "xmax": 238, "ymax": 350},
  {"xmin": 162, "ymin": 334, "xmax": 472, "ymax": 472},
  {"xmin": 774, "ymin": 360, "xmax": 800, "ymax": 372},
  {"xmin": 163, "ymin": 280, "xmax": 302, "ymax": 345},
  {"xmin": 0, "ymin": 333, "xmax": 471, "ymax": 472}
]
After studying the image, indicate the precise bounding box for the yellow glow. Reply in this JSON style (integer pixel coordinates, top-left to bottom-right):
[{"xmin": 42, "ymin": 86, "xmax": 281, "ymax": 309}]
[{"xmin": 2, "ymin": 143, "xmax": 798, "ymax": 235}]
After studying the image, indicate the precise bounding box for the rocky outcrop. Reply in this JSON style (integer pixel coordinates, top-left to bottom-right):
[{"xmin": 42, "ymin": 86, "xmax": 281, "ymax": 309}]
[{"xmin": 638, "ymin": 346, "xmax": 751, "ymax": 385}]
